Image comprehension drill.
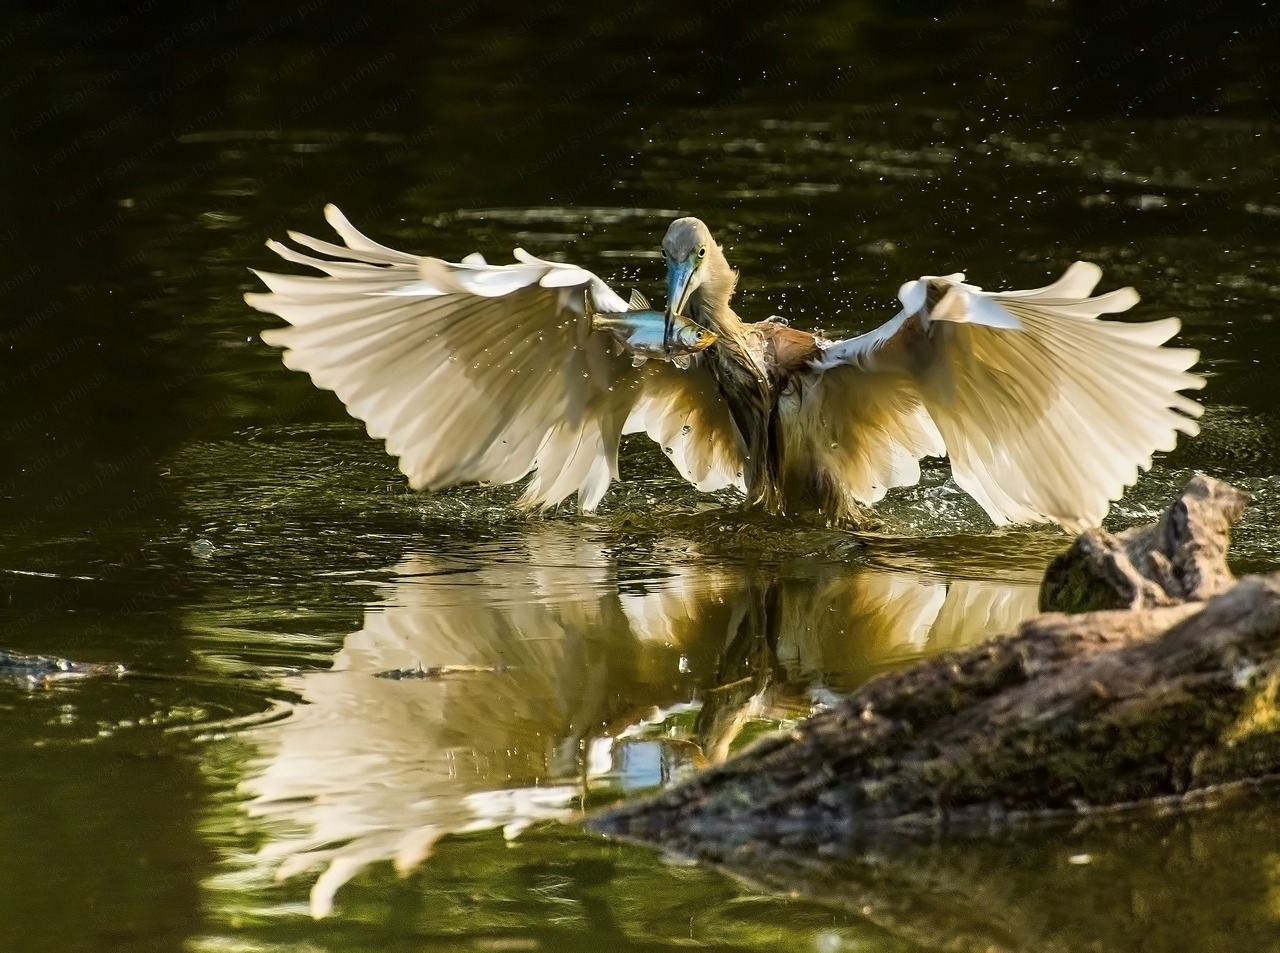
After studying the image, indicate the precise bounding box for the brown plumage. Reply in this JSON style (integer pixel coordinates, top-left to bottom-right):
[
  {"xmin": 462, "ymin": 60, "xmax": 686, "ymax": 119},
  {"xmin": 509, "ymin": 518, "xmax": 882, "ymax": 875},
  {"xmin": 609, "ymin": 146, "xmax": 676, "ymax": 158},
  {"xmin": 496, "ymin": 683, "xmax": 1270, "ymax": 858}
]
[{"xmin": 662, "ymin": 220, "xmax": 835, "ymax": 515}]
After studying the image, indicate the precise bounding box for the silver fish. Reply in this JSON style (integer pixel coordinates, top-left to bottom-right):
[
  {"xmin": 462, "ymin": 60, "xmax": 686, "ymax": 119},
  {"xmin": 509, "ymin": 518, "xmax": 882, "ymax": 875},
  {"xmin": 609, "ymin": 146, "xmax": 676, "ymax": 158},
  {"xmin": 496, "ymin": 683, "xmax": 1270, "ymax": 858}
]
[{"xmin": 590, "ymin": 290, "xmax": 716, "ymax": 368}]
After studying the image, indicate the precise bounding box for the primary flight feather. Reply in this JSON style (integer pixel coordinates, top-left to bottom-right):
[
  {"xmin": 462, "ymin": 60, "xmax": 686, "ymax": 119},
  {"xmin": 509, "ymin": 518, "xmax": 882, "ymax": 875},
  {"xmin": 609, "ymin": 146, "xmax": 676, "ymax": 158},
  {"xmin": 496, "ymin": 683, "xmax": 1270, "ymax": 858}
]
[{"xmin": 246, "ymin": 206, "xmax": 1204, "ymax": 531}]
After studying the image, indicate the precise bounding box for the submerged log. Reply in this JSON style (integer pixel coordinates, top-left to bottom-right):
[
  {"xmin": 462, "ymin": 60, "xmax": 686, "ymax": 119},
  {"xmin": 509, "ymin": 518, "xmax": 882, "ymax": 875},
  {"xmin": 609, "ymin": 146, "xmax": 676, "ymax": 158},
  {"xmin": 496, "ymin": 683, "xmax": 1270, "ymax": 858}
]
[{"xmin": 586, "ymin": 476, "xmax": 1279, "ymax": 861}]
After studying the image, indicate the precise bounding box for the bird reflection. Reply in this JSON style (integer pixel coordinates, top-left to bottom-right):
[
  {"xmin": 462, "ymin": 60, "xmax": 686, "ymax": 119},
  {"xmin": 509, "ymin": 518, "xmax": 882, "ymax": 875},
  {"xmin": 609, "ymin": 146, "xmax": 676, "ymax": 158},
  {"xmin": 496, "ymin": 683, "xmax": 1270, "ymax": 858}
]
[{"xmin": 236, "ymin": 526, "xmax": 1040, "ymax": 916}]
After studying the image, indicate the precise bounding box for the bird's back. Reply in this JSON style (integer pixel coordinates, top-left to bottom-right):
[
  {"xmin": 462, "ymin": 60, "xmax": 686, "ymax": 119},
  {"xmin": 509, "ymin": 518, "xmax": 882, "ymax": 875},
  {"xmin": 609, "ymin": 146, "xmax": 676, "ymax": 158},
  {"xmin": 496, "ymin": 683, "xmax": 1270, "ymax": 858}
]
[{"xmin": 757, "ymin": 322, "xmax": 824, "ymax": 377}]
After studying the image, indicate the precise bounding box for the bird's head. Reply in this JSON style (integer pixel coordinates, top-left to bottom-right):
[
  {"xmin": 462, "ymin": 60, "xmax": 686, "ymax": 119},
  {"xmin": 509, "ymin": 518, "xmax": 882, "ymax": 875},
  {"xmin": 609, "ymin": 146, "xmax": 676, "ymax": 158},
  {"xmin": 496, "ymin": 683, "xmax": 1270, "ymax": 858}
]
[{"xmin": 661, "ymin": 217, "xmax": 734, "ymax": 350}]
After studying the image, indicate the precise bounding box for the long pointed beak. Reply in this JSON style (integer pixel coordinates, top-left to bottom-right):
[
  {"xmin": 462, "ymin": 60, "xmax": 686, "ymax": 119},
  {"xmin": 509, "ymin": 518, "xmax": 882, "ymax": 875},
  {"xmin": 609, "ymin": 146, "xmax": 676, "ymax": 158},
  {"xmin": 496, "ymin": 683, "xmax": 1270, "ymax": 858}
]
[{"xmin": 664, "ymin": 258, "xmax": 695, "ymax": 353}]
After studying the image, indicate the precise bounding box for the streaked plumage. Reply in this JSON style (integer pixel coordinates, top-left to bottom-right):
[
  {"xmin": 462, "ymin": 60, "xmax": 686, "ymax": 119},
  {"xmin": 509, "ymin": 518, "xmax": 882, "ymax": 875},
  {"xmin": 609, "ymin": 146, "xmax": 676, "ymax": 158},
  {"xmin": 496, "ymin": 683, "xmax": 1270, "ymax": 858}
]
[{"xmin": 247, "ymin": 205, "xmax": 1205, "ymax": 531}]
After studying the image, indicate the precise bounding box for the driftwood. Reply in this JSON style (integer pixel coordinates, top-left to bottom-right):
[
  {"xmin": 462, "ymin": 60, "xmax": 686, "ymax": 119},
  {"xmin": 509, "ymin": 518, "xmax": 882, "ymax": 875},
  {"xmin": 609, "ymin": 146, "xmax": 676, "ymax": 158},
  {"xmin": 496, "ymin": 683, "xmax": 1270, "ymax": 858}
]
[
  {"xmin": 1039, "ymin": 474, "xmax": 1247, "ymax": 612},
  {"xmin": 586, "ymin": 475, "xmax": 1279, "ymax": 863}
]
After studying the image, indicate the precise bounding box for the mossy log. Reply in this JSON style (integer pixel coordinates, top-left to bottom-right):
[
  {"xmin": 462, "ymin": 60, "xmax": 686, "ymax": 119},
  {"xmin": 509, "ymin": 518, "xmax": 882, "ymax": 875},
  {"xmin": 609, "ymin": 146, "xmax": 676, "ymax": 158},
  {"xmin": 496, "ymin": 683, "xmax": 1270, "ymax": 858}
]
[
  {"xmin": 586, "ymin": 475, "xmax": 1279, "ymax": 861},
  {"xmin": 1039, "ymin": 474, "xmax": 1247, "ymax": 613}
]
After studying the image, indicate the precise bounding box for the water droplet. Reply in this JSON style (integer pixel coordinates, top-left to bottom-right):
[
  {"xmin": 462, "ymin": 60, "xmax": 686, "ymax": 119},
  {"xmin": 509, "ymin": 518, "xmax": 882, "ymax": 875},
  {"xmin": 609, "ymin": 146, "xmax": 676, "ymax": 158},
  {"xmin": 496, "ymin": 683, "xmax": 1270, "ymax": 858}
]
[
  {"xmin": 678, "ymin": 655, "xmax": 690, "ymax": 673},
  {"xmin": 681, "ymin": 425, "xmax": 691, "ymax": 436},
  {"xmin": 664, "ymin": 446, "xmax": 673, "ymax": 455},
  {"xmin": 190, "ymin": 538, "xmax": 215, "ymax": 559}
]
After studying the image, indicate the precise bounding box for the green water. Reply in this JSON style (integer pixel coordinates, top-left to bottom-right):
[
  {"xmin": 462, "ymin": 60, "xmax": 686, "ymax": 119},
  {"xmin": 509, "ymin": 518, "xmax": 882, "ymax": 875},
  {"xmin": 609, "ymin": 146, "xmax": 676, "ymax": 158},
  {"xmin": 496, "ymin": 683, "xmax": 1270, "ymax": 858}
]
[{"xmin": 5, "ymin": 3, "xmax": 1280, "ymax": 950}]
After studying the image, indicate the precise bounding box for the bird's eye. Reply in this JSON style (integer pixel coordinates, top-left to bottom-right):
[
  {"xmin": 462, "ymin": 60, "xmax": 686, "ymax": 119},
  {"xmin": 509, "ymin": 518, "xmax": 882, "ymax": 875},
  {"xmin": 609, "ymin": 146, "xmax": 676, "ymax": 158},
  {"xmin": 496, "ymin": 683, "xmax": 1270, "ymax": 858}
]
[{"xmin": 697, "ymin": 247, "xmax": 707, "ymax": 259}]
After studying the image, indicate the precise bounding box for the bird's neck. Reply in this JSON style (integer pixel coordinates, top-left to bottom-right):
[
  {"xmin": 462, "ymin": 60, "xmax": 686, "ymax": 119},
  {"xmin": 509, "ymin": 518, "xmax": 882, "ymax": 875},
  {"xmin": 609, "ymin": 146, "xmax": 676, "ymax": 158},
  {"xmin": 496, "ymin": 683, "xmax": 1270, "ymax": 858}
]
[
  {"xmin": 695, "ymin": 298, "xmax": 764, "ymax": 379},
  {"xmin": 691, "ymin": 263, "xmax": 738, "ymax": 325},
  {"xmin": 691, "ymin": 268, "xmax": 752, "ymax": 367}
]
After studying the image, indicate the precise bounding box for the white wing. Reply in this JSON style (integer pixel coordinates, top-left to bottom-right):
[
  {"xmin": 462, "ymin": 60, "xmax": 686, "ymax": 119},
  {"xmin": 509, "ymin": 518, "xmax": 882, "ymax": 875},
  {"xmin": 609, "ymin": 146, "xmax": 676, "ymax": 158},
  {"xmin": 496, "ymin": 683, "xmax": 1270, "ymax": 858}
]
[
  {"xmin": 247, "ymin": 205, "xmax": 743, "ymax": 509},
  {"xmin": 626, "ymin": 362, "xmax": 745, "ymax": 493},
  {"xmin": 812, "ymin": 262, "xmax": 1205, "ymax": 532},
  {"xmin": 781, "ymin": 358, "xmax": 945, "ymax": 509}
]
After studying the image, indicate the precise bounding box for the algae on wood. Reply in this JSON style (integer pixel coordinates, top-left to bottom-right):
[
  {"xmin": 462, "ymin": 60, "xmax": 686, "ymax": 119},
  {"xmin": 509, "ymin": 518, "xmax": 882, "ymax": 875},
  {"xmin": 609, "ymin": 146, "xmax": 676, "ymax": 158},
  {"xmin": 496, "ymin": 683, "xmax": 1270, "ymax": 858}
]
[{"xmin": 1039, "ymin": 474, "xmax": 1247, "ymax": 613}]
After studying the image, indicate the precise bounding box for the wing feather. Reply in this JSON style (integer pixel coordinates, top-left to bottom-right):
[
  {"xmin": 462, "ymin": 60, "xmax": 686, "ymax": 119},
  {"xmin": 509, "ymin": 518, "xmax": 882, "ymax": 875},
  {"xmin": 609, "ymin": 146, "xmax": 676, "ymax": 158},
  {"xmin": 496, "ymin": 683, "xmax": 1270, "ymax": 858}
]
[
  {"xmin": 249, "ymin": 205, "xmax": 741, "ymax": 509},
  {"xmin": 812, "ymin": 262, "xmax": 1204, "ymax": 531},
  {"xmin": 780, "ymin": 367, "xmax": 944, "ymax": 513},
  {"xmin": 322, "ymin": 205, "xmax": 424, "ymax": 262},
  {"xmin": 625, "ymin": 363, "xmax": 745, "ymax": 493}
]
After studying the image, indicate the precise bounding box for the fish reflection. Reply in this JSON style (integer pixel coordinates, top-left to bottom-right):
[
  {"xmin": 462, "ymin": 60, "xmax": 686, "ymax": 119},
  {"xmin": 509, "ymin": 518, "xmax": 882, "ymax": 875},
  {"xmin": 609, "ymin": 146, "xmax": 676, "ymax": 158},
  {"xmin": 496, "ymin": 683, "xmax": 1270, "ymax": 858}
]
[{"xmin": 235, "ymin": 527, "xmax": 1039, "ymax": 916}]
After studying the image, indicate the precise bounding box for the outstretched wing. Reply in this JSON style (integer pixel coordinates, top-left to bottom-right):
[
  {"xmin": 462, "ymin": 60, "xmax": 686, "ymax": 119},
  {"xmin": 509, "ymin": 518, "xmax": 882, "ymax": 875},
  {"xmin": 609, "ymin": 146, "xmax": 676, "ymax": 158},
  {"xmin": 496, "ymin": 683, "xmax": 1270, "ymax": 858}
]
[
  {"xmin": 246, "ymin": 205, "xmax": 743, "ymax": 509},
  {"xmin": 626, "ymin": 362, "xmax": 745, "ymax": 493},
  {"xmin": 811, "ymin": 262, "xmax": 1204, "ymax": 532}
]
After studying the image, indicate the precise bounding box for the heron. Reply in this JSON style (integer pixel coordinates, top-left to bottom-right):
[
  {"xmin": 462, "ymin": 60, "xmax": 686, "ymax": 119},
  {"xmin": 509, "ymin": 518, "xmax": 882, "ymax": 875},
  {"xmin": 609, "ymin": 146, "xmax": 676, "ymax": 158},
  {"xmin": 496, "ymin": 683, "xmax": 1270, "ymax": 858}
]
[{"xmin": 246, "ymin": 205, "xmax": 1204, "ymax": 532}]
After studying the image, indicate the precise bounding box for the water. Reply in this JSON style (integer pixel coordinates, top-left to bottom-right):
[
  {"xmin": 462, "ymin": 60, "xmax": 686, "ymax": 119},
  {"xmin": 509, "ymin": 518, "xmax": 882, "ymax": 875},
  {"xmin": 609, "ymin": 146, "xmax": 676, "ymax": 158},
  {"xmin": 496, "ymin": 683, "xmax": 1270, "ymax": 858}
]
[{"xmin": 5, "ymin": 3, "xmax": 1280, "ymax": 950}]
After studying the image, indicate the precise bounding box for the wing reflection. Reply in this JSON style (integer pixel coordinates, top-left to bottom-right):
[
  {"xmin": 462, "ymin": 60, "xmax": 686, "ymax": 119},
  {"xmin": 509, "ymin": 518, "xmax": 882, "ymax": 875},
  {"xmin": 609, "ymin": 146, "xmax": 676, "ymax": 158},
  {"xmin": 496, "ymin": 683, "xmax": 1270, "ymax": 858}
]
[{"xmin": 236, "ymin": 526, "xmax": 1039, "ymax": 916}]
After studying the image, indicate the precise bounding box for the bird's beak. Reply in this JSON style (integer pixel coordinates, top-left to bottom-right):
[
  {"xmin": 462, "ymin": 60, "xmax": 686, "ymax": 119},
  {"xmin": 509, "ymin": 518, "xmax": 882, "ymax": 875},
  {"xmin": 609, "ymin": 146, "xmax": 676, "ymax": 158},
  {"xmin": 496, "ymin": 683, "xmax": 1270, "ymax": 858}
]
[{"xmin": 664, "ymin": 257, "xmax": 695, "ymax": 352}]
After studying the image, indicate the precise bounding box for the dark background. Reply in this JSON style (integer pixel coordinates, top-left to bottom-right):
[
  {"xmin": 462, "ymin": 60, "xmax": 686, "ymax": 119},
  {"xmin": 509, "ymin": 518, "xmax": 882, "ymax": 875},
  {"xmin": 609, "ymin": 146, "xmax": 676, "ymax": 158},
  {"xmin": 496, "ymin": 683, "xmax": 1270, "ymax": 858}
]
[{"xmin": 2, "ymin": 4, "xmax": 1279, "ymax": 950}]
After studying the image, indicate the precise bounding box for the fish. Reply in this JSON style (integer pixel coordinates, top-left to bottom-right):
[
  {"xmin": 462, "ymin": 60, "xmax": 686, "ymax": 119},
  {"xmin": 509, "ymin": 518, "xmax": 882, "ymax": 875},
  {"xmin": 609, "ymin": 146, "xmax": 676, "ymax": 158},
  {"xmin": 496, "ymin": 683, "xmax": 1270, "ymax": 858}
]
[{"xmin": 589, "ymin": 290, "xmax": 717, "ymax": 368}]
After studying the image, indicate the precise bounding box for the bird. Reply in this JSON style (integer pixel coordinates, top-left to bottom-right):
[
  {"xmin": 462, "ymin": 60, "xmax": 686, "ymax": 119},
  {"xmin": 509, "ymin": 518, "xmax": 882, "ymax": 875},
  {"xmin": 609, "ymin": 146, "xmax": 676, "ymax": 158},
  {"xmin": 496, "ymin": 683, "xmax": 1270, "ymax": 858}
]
[{"xmin": 246, "ymin": 205, "xmax": 1205, "ymax": 533}]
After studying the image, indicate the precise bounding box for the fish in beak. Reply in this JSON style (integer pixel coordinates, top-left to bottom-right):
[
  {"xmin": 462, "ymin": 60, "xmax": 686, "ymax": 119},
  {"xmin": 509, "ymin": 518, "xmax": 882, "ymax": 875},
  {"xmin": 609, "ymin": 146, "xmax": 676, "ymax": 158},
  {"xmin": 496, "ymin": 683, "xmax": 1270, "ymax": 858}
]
[{"xmin": 589, "ymin": 289, "xmax": 716, "ymax": 363}]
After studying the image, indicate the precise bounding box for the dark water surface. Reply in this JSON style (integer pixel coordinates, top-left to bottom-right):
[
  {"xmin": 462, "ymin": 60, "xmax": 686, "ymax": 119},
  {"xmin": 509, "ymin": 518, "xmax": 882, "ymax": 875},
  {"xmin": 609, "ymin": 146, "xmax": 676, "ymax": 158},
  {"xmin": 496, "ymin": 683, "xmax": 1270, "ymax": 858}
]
[{"xmin": 5, "ymin": 3, "xmax": 1280, "ymax": 950}]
